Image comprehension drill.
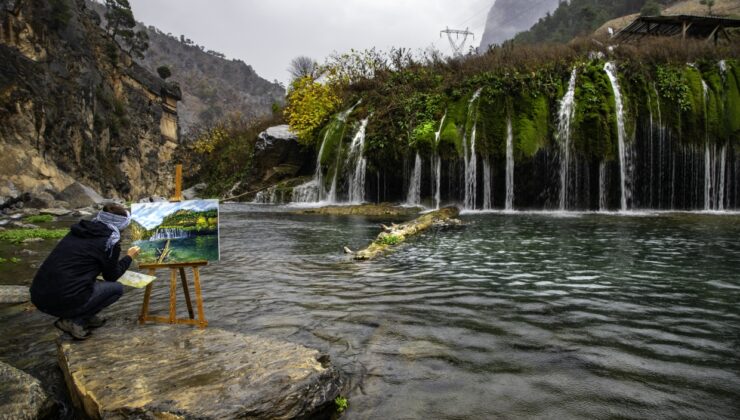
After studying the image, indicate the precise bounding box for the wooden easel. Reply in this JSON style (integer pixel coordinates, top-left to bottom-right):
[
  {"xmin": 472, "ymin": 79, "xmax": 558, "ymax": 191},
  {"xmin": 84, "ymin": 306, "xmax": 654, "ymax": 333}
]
[{"xmin": 137, "ymin": 164, "xmax": 209, "ymax": 328}]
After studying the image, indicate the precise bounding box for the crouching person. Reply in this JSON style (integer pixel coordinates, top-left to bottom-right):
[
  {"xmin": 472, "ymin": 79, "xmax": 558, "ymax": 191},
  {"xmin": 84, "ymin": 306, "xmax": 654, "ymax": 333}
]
[{"xmin": 30, "ymin": 203, "xmax": 140, "ymax": 339}]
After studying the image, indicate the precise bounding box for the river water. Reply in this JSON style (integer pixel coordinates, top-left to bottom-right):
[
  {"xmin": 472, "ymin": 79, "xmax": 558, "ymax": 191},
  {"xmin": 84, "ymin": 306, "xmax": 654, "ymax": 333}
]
[{"xmin": 2, "ymin": 204, "xmax": 740, "ymax": 419}]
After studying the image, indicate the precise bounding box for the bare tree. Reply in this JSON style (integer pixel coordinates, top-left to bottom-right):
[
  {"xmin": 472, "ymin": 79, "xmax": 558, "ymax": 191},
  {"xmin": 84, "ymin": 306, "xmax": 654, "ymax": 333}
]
[{"xmin": 288, "ymin": 56, "xmax": 318, "ymax": 81}]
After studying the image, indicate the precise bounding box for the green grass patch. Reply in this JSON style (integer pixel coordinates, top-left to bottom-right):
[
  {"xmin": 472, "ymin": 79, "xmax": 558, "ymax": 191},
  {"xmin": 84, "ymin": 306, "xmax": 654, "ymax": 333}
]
[
  {"xmin": 376, "ymin": 234, "xmax": 402, "ymax": 246},
  {"xmin": 334, "ymin": 396, "xmax": 348, "ymax": 413},
  {"xmin": 0, "ymin": 257, "xmax": 22, "ymax": 264},
  {"xmin": 0, "ymin": 228, "xmax": 67, "ymax": 243},
  {"xmin": 23, "ymin": 214, "xmax": 55, "ymax": 224}
]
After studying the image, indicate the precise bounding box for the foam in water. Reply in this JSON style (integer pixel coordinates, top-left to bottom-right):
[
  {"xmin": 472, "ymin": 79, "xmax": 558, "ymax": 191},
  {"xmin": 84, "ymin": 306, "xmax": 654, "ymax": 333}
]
[
  {"xmin": 347, "ymin": 118, "xmax": 369, "ymax": 203},
  {"xmin": 604, "ymin": 62, "xmax": 631, "ymax": 211},
  {"xmin": 505, "ymin": 117, "xmax": 514, "ymax": 210},
  {"xmin": 558, "ymin": 67, "xmax": 577, "ymax": 210},
  {"xmin": 463, "ymin": 89, "xmax": 482, "ymax": 210},
  {"xmin": 406, "ymin": 153, "xmax": 422, "ymax": 205}
]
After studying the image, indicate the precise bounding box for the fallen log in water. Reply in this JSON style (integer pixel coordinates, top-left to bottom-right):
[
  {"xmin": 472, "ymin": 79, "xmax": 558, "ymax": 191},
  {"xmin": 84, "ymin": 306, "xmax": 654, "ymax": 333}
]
[{"xmin": 352, "ymin": 206, "xmax": 460, "ymax": 260}]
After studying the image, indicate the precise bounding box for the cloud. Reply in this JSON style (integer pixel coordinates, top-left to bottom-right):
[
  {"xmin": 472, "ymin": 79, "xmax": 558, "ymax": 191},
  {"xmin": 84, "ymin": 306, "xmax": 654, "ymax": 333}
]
[{"xmin": 128, "ymin": 0, "xmax": 492, "ymax": 85}]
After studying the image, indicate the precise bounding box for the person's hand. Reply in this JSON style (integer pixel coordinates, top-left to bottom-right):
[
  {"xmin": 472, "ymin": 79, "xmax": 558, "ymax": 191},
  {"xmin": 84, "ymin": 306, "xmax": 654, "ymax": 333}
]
[{"xmin": 127, "ymin": 246, "xmax": 141, "ymax": 258}]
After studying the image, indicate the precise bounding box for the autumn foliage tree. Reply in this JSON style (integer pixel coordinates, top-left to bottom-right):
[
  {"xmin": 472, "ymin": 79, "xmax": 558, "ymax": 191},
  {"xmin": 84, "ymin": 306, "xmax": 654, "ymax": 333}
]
[{"xmin": 284, "ymin": 76, "xmax": 341, "ymax": 144}]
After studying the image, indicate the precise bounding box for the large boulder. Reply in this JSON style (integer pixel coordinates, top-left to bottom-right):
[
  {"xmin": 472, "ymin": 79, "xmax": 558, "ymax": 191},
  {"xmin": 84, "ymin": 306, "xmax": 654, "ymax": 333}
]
[
  {"xmin": 0, "ymin": 361, "xmax": 54, "ymax": 419},
  {"xmin": 252, "ymin": 125, "xmax": 313, "ymax": 186},
  {"xmin": 57, "ymin": 182, "xmax": 105, "ymax": 209},
  {"xmin": 182, "ymin": 182, "xmax": 207, "ymax": 200},
  {"xmin": 58, "ymin": 324, "xmax": 342, "ymax": 419}
]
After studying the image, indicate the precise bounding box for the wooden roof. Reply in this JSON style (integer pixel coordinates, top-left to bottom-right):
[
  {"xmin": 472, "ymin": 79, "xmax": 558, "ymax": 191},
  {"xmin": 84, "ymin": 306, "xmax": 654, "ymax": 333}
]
[{"xmin": 614, "ymin": 15, "xmax": 740, "ymax": 43}]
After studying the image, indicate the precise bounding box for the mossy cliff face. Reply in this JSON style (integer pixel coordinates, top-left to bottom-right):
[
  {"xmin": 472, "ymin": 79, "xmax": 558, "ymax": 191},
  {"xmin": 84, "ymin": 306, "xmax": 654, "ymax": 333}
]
[
  {"xmin": 298, "ymin": 56, "xmax": 739, "ymax": 209},
  {"xmin": 0, "ymin": 0, "xmax": 180, "ymax": 200}
]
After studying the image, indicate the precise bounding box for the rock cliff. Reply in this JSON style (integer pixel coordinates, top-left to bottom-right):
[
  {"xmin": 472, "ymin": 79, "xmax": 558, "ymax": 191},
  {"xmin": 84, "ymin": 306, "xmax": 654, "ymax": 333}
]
[{"xmin": 0, "ymin": 0, "xmax": 181, "ymax": 201}]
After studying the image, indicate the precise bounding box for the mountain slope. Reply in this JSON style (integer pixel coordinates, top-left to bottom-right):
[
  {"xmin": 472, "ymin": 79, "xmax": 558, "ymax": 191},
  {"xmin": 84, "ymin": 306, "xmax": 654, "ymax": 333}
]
[
  {"xmin": 479, "ymin": 0, "xmax": 561, "ymax": 49},
  {"xmin": 87, "ymin": 1, "xmax": 285, "ymax": 134}
]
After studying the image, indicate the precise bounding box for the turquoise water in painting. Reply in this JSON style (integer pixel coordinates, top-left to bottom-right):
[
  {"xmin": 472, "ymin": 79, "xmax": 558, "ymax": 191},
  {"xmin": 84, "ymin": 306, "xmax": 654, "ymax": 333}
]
[{"xmin": 134, "ymin": 235, "xmax": 219, "ymax": 263}]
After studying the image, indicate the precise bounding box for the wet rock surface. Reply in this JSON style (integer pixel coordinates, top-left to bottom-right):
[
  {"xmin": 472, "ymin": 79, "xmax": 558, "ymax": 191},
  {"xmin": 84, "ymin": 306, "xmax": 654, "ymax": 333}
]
[
  {"xmin": 0, "ymin": 360, "xmax": 54, "ymax": 419},
  {"xmin": 0, "ymin": 286, "xmax": 30, "ymax": 304},
  {"xmin": 293, "ymin": 203, "xmax": 423, "ymax": 217},
  {"xmin": 57, "ymin": 323, "xmax": 341, "ymax": 419}
]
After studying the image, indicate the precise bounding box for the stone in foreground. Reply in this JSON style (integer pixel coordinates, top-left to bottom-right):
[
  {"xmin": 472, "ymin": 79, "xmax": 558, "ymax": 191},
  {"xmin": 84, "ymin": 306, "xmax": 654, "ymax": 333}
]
[
  {"xmin": 0, "ymin": 361, "xmax": 54, "ymax": 420},
  {"xmin": 0, "ymin": 285, "xmax": 30, "ymax": 304},
  {"xmin": 57, "ymin": 324, "xmax": 341, "ymax": 419}
]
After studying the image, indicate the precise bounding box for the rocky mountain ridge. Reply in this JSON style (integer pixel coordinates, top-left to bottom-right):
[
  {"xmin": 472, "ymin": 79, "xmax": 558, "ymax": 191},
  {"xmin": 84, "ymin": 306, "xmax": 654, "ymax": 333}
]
[{"xmin": 87, "ymin": 0, "xmax": 286, "ymax": 134}]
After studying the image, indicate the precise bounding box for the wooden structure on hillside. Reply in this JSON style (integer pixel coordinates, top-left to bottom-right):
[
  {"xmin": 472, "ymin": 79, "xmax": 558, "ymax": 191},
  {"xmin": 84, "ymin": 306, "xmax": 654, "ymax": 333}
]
[{"xmin": 614, "ymin": 15, "xmax": 739, "ymax": 44}]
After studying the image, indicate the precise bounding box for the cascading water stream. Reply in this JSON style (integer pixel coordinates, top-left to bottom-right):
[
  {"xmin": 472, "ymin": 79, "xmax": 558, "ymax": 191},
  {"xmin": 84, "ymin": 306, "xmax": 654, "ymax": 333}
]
[
  {"xmin": 604, "ymin": 62, "xmax": 631, "ymax": 211},
  {"xmin": 432, "ymin": 112, "xmax": 447, "ymax": 209},
  {"xmin": 599, "ymin": 162, "xmax": 607, "ymax": 211},
  {"xmin": 558, "ymin": 67, "xmax": 577, "ymax": 210},
  {"xmin": 482, "ymin": 159, "xmax": 492, "ymax": 210},
  {"xmin": 347, "ymin": 118, "xmax": 369, "ymax": 203},
  {"xmin": 292, "ymin": 101, "xmax": 360, "ymax": 204},
  {"xmin": 406, "ymin": 153, "xmax": 422, "ymax": 205},
  {"xmin": 464, "ymin": 89, "xmax": 482, "ymax": 210},
  {"xmin": 505, "ymin": 117, "xmax": 514, "ymax": 210}
]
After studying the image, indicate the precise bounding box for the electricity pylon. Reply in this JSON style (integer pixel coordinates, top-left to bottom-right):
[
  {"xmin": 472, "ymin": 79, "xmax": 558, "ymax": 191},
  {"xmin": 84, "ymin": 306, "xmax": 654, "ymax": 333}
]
[{"xmin": 440, "ymin": 27, "xmax": 475, "ymax": 57}]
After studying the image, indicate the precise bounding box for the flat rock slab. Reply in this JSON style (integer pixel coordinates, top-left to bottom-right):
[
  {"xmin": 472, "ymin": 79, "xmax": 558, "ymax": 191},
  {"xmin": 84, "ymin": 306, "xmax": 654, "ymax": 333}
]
[
  {"xmin": 0, "ymin": 361, "xmax": 54, "ymax": 420},
  {"xmin": 57, "ymin": 324, "xmax": 341, "ymax": 419},
  {"xmin": 0, "ymin": 286, "xmax": 30, "ymax": 304}
]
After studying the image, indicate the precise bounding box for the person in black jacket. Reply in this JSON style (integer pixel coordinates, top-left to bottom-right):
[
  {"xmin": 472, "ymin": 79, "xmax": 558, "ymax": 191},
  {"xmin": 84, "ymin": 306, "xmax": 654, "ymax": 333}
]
[{"xmin": 31, "ymin": 203, "xmax": 140, "ymax": 339}]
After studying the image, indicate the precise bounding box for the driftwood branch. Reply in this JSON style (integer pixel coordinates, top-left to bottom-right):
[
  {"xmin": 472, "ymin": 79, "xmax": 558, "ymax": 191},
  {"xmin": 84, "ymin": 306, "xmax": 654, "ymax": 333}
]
[{"xmin": 352, "ymin": 206, "xmax": 460, "ymax": 260}]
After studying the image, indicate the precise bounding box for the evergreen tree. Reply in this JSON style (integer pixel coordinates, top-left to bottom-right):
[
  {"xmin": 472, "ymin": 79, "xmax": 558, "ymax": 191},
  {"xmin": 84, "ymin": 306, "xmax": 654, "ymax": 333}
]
[{"xmin": 104, "ymin": 0, "xmax": 148, "ymax": 59}]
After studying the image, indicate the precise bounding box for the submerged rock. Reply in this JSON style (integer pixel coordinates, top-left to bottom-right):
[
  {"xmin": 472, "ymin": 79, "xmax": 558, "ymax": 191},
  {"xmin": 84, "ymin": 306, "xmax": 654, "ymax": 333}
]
[
  {"xmin": 294, "ymin": 204, "xmax": 423, "ymax": 217},
  {"xmin": 57, "ymin": 324, "xmax": 341, "ymax": 419},
  {"xmin": 0, "ymin": 361, "xmax": 54, "ymax": 419}
]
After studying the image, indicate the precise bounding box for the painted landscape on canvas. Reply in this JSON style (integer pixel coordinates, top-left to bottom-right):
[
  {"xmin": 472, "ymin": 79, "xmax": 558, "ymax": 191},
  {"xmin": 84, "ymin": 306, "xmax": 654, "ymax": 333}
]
[{"xmin": 130, "ymin": 200, "xmax": 220, "ymax": 264}]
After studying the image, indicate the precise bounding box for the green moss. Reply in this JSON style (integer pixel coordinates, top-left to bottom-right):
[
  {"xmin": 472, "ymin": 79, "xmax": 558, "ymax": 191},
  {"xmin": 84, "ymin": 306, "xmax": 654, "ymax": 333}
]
[
  {"xmin": 477, "ymin": 90, "xmax": 508, "ymax": 157},
  {"xmin": 512, "ymin": 94, "xmax": 549, "ymax": 157},
  {"xmin": 0, "ymin": 257, "xmax": 22, "ymax": 264},
  {"xmin": 572, "ymin": 61, "xmax": 616, "ymax": 161},
  {"xmin": 438, "ymin": 120, "xmax": 461, "ymax": 157},
  {"xmin": 411, "ymin": 120, "xmax": 436, "ymax": 152},
  {"xmin": 376, "ymin": 233, "xmax": 401, "ymax": 245},
  {"xmin": 725, "ymin": 60, "xmax": 740, "ymax": 143},
  {"xmin": 682, "ymin": 66, "xmax": 705, "ymax": 143},
  {"xmin": 0, "ymin": 228, "xmax": 67, "ymax": 243},
  {"xmin": 23, "ymin": 214, "xmax": 54, "ymax": 224}
]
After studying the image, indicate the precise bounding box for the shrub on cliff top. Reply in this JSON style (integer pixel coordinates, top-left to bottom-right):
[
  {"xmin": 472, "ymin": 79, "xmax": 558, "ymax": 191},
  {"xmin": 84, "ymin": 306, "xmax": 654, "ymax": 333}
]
[{"xmin": 284, "ymin": 76, "xmax": 342, "ymax": 145}]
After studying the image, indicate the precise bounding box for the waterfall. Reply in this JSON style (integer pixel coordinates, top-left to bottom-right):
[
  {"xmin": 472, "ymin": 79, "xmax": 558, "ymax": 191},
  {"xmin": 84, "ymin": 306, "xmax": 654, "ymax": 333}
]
[
  {"xmin": 599, "ymin": 162, "xmax": 607, "ymax": 211},
  {"xmin": 558, "ymin": 67, "xmax": 577, "ymax": 210},
  {"xmin": 705, "ymin": 143, "xmax": 713, "ymax": 210},
  {"xmin": 482, "ymin": 159, "xmax": 492, "ymax": 210},
  {"xmin": 406, "ymin": 153, "xmax": 422, "ymax": 205},
  {"xmin": 292, "ymin": 101, "xmax": 360, "ymax": 204},
  {"xmin": 463, "ymin": 89, "xmax": 482, "ymax": 210},
  {"xmin": 347, "ymin": 118, "xmax": 369, "ymax": 203},
  {"xmin": 253, "ymin": 187, "xmax": 277, "ymax": 204},
  {"xmin": 151, "ymin": 227, "xmax": 190, "ymax": 240},
  {"xmin": 604, "ymin": 62, "xmax": 631, "ymax": 211},
  {"xmin": 432, "ymin": 112, "xmax": 447, "ymax": 209},
  {"xmin": 719, "ymin": 145, "xmax": 727, "ymax": 210},
  {"xmin": 505, "ymin": 117, "xmax": 514, "ymax": 210}
]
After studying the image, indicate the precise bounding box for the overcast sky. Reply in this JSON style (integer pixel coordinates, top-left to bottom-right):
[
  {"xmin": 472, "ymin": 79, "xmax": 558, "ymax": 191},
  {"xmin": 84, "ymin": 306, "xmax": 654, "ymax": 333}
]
[{"xmin": 128, "ymin": 0, "xmax": 493, "ymax": 86}]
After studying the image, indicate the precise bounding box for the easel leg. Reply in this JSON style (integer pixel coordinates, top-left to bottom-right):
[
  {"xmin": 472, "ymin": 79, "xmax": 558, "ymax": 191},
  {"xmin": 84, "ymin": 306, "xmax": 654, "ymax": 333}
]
[
  {"xmin": 179, "ymin": 267, "xmax": 195, "ymax": 319},
  {"xmin": 139, "ymin": 268, "xmax": 156, "ymax": 324},
  {"xmin": 192, "ymin": 267, "xmax": 207, "ymax": 328},
  {"xmin": 168, "ymin": 268, "xmax": 177, "ymax": 323}
]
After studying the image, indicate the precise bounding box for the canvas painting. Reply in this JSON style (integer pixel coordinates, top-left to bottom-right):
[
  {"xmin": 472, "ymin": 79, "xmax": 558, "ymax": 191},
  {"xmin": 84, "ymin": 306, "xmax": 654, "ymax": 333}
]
[{"xmin": 130, "ymin": 199, "xmax": 220, "ymax": 264}]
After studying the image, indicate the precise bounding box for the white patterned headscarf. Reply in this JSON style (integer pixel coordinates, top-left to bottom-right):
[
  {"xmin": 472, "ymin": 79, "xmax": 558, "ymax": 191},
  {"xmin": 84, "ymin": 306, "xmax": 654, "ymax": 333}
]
[{"xmin": 93, "ymin": 209, "xmax": 131, "ymax": 254}]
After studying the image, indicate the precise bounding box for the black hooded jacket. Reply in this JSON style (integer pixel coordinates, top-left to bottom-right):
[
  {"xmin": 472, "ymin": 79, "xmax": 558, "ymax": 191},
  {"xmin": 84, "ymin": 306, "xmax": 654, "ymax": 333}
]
[{"xmin": 30, "ymin": 220, "xmax": 132, "ymax": 314}]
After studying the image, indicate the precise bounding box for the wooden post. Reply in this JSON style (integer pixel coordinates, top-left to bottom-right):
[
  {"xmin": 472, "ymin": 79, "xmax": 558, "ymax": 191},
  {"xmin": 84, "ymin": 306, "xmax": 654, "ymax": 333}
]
[
  {"xmin": 138, "ymin": 268, "xmax": 156, "ymax": 324},
  {"xmin": 179, "ymin": 267, "xmax": 195, "ymax": 319},
  {"xmin": 171, "ymin": 163, "xmax": 183, "ymax": 202},
  {"xmin": 168, "ymin": 268, "xmax": 177, "ymax": 323},
  {"xmin": 193, "ymin": 266, "xmax": 207, "ymax": 328}
]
